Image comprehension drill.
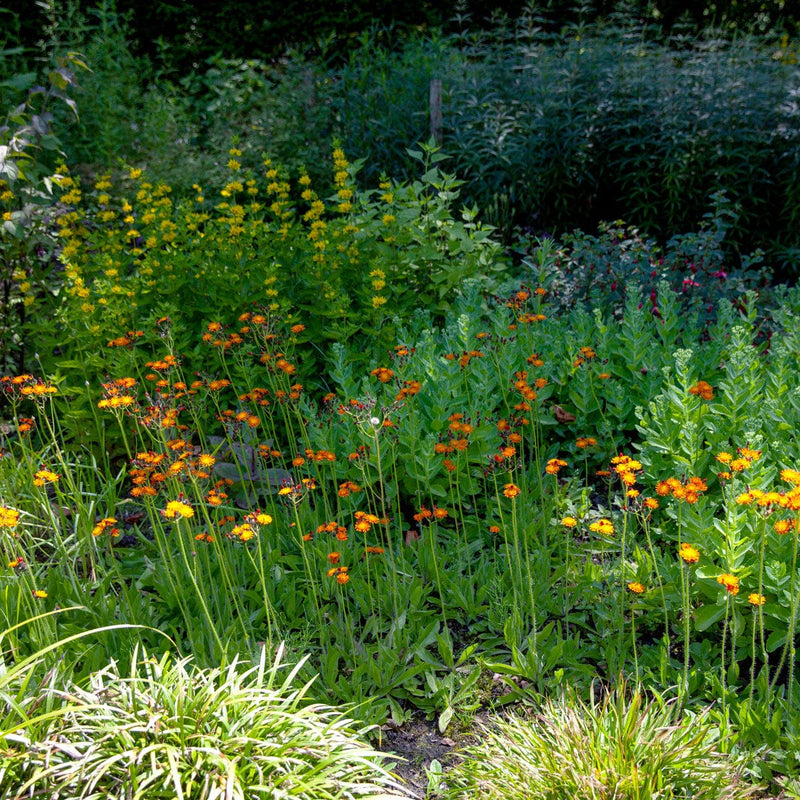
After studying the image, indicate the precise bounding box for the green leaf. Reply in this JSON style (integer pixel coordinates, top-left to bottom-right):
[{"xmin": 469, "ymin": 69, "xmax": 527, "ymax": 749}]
[
  {"xmin": 438, "ymin": 706, "xmax": 453, "ymax": 733},
  {"xmin": 693, "ymin": 603, "xmax": 726, "ymax": 632},
  {"xmin": 0, "ymin": 72, "xmax": 37, "ymax": 92}
]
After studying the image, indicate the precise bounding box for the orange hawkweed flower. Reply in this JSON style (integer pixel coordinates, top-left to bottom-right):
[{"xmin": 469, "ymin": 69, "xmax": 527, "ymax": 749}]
[
  {"xmin": 327, "ymin": 565, "xmax": 350, "ymax": 584},
  {"xmin": 717, "ymin": 573, "xmax": 739, "ymax": 595},
  {"xmin": 748, "ymin": 593, "xmax": 766, "ymax": 606},
  {"xmin": 503, "ymin": 483, "xmax": 521, "ymax": 499},
  {"xmin": 679, "ymin": 542, "xmax": 700, "ymax": 564},
  {"xmin": 91, "ymin": 517, "xmax": 119, "ymax": 537},
  {"xmin": 774, "ymin": 519, "xmax": 793, "ymax": 535},
  {"xmin": 781, "ymin": 468, "xmax": 800, "ymax": 485},
  {"xmin": 370, "ymin": 367, "xmax": 395, "ymax": 383},
  {"xmin": 627, "ymin": 582, "xmax": 645, "ymax": 594},
  {"xmin": 545, "ymin": 458, "xmax": 567, "ymax": 475},
  {"xmin": 688, "ymin": 380, "xmax": 714, "ymax": 401}
]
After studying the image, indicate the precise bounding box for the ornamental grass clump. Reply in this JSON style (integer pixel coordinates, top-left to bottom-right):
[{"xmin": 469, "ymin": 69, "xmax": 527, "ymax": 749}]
[
  {"xmin": 442, "ymin": 686, "xmax": 760, "ymax": 800},
  {"xmin": 13, "ymin": 645, "xmax": 412, "ymax": 800}
]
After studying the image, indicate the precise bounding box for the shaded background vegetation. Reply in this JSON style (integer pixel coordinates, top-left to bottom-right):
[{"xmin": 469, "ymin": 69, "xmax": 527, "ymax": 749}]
[
  {"xmin": 5, "ymin": 0, "xmax": 800, "ymax": 276},
  {"xmin": 6, "ymin": 0, "xmax": 800, "ymax": 68}
]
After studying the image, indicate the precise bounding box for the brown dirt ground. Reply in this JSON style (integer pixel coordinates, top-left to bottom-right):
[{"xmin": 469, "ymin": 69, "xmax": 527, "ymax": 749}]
[{"xmin": 376, "ymin": 713, "xmax": 488, "ymax": 799}]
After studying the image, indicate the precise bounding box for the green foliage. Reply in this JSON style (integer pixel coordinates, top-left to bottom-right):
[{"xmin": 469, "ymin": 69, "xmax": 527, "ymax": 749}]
[
  {"xmin": 179, "ymin": 54, "xmax": 334, "ymax": 191},
  {"xmin": 330, "ymin": 19, "xmax": 800, "ymax": 269},
  {"xmin": 7, "ymin": 6, "xmax": 800, "ymax": 792},
  {"xmin": 0, "ymin": 44, "xmax": 86, "ymax": 373},
  {"xmin": 6, "ymin": 644, "xmax": 411, "ymax": 799},
  {"xmin": 442, "ymin": 685, "xmax": 760, "ymax": 799},
  {"xmin": 41, "ymin": 139, "xmax": 509, "ymax": 405}
]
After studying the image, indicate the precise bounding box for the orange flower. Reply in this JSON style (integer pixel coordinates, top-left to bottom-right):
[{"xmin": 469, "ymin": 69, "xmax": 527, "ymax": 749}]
[
  {"xmin": 91, "ymin": 517, "xmax": 119, "ymax": 537},
  {"xmin": 716, "ymin": 573, "xmax": 739, "ymax": 595},
  {"xmin": 503, "ymin": 483, "xmax": 521, "ymax": 499},
  {"xmin": 370, "ymin": 367, "xmax": 395, "ymax": 383},
  {"xmin": 627, "ymin": 582, "xmax": 645, "ymax": 594},
  {"xmin": 327, "ymin": 565, "xmax": 350, "ymax": 584},
  {"xmin": 688, "ymin": 380, "xmax": 714, "ymax": 401},
  {"xmin": 545, "ymin": 458, "xmax": 567, "ymax": 475}
]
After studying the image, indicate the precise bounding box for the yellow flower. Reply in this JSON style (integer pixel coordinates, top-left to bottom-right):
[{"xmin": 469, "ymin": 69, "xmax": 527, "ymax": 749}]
[
  {"xmin": 0, "ymin": 507, "xmax": 20, "ymax": 528},
  {"xmin": 32, "ymin": 589, "xmax": 48, "ymax": 599},
  {"xmin": 245, "ymin": 511, "xmax": 273, "ymax": 526},
  {"xmin": 679, "ymin": 542, "xmax": 700, "ymax": 564},
  {"xmin": 748, "ymin": 593, "xmax": 766, "ymax": 606},
  {"xmin": 163, "ymin": 500, "xmax": 194, "ymax": 519},
  {"xmin": 561, "ymin": 516, "xmax": 578, "ymax": 527},
  {"xmin": 589, "ymin": 518, "xmax": 614, "ymax": 536},
  {"xmin": 232, "ymin": 523, "xmax": 256, "ymax": 542},
  {"xmin": 627, "ymin": 582, "xmax": 645, "ymax": 594},
  {"xmin": 33, "ymin": 469, "xmax": 60, "ymax": 487},
  {"xmin": 503, "ymin": 483, "xmax": 521, "ymax": 499}
]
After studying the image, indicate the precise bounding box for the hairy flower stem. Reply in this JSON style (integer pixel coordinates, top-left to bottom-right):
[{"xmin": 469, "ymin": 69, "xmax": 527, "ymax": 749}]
[{"xmin": 681, "ymin": 562, "xmax": 692, "ymax": 701}]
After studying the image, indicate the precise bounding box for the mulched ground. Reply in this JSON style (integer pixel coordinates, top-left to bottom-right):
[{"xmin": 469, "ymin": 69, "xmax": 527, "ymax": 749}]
[{"xmin": 376, "ymin": 713, "xmax": 489, "ymax": 798}]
